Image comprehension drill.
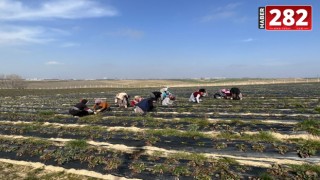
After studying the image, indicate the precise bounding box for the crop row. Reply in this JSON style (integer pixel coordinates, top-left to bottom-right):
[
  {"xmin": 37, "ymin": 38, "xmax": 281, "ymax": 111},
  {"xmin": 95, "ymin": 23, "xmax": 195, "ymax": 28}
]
[
  {"xmin": 0, "ymin": 112, "xmax": 297, "ymax": 132},
  {"xmin": 0, "ymin": 121, "xmax": 319, "ymax": 159},
  {"xmin": 0, "ymin": 135, "xmax": 319, "ymax": 179},
  {"xmin": 0, "ymin": 136, "xmax": 268, "ymax": 179},
  {"xmin": 1, "ymin": 83, "xmax": 320, "ymax": 97}
]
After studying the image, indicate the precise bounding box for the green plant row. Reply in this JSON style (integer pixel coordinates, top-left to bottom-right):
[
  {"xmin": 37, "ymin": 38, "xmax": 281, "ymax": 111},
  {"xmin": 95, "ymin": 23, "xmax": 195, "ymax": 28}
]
[
  {"xmin": 0, "ymin": 137, "xmax": 248, "ymax": 179},
  {"xmin": 0, "ymin": 136, "xmax": 319, "ymax": 179},
  {"xmin": 296, "ymin": 119, "xmax": 320, "ymax": 136}
]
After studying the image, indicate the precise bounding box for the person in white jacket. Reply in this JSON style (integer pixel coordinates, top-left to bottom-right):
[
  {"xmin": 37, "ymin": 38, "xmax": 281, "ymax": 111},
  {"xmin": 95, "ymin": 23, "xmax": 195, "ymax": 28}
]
[
  {"xmin": 115, "ymin": 92, "xmax": 129, "ymax": 108},
  {"xmin": 162, "ymin": 94, "xmax": 175, "ymax": 106},
  {"xmin": 160, "ymin": 87, "xmax": 170, "ymax": 100}
]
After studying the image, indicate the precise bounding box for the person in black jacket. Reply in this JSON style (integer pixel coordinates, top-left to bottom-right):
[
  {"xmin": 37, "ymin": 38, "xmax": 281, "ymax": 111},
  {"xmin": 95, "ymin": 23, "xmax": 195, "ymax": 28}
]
[
  {"xmin": 230, "ymin": 87, "xmax": 243, "ymax": 100},
  {"xmin": 151, "ymin": 91, "xmax": 162, "ymax": 102},
  {"xmin": 69, "ymin": 99, "xmax": 94, "ymax": 117}
]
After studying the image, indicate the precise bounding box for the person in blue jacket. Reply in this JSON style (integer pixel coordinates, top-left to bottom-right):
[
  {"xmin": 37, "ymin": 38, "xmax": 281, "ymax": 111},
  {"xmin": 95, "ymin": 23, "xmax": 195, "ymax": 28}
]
[{"xmin": 134, "ymin": 98, "xmax": 154, "ymax": 114}]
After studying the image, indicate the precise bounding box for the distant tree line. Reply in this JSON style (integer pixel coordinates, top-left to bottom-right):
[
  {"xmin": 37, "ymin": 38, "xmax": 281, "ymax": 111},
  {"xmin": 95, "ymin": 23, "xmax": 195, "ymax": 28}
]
[{"xmin": 0, "ymin": 74, "xmax": 27, "ymax": 89}]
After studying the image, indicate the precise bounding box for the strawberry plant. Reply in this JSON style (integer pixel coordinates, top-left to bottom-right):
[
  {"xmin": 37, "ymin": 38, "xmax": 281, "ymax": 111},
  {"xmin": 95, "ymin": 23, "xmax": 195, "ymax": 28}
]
[
  {"xmin": 104, "ymin": 157, "xmax": 122, "ymax": 171},
  {"xmin": 252, "ymin": 143, "xmax": 266, "ymax": 152},
  {"xmin": 129, "ymin": 161, "xmax": 146, "ymax": 174}
]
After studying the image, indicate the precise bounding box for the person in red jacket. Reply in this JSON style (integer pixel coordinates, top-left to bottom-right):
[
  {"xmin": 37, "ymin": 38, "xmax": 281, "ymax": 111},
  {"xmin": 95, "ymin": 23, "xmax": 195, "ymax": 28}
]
[
  {"xmin": 130, "ymin": 96, "xmax": 143, "ymax": 107},
  {"xmin": 189, "ymin": 89, "xmax": 206, "ymax": 103}
]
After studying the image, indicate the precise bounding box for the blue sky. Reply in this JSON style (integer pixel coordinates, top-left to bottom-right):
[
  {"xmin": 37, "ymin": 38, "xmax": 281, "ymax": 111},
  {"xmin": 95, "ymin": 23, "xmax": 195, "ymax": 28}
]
[{"xmin": 0, "ymin": 0, "xmax": 319, "ymax": 79}]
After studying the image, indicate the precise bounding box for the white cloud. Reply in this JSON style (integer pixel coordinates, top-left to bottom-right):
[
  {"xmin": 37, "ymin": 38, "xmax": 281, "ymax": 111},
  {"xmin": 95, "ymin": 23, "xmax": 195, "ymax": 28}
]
[
  {"xmin": 60, "ymin": 42, "xmax": 80, "ymax": 48},
  {"xmin": 0, "ymin": 0, "xmax": 118, "ymax": 46},
  {"xmin": 45, "ymin": 61, "xmax": 64, "ymax": 65},
  {"xmin": 242, "ymin": 38, "xmax": 254, "ymax": 42},
  {"xmin": 225, "ymin": 3, "xmax": 242, "ymax": 10},
  {"xmin": 202, "ymin": 12, "xmax": 235, "ymax": 22},
  {"xmin": 106, "ymin": 29, "xmax": 144, "ymax": 39},
  {"xmin": 0, "ymin": 0, "xmax": 118, "ymax": 21},
  {"xmin": 48, "ymin": 28, "xmax": 71, "ymax": 36},
  {"xmin": 0, "ymin": 26, "xmax": 54, "ymax": 45},
  {"xmin": 201, "ymin": 3, "xmax": 243, "ymax": 22}
]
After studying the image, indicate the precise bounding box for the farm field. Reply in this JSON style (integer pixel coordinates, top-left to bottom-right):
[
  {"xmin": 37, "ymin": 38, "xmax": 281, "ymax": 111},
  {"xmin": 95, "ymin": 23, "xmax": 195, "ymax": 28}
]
[
  {"xmin": 19, "ymin": 78, "xmax": 319, "ymax": 89},
  {"xmin": 0, "ymin": 83, "xmax": 319, "ymax": 179}
]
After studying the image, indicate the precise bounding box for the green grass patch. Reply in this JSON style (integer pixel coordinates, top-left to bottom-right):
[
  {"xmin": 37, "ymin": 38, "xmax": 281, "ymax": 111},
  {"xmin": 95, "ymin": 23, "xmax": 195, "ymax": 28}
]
[
  {"xmin": 243, "ymin": 131, "xmax": 279, "ymax": 143},
  {"xmin": 217, "ymin": 131, "xmax": 279, "ymax": 142},
  {"xmin": 78, "ymin": 114, "xmax": 104, "ymax": 123},
  {"xmin": 168, "ymin": 152, "xmax": 207, "ymax": 163},
  {"xmin": 289, "ymin": 139, "xmax": 320, "ymax": 155},
  {"xmin": 296, "ymin": 120, "xmax": 320, "ymax": 136},
  {"xmin": 179, "ymin": 118, "xmax": 211, "ymax": 128},
  {"xmin": 259, "ymin": 172, "xmax": 274, "ymax": 180},
  {"xmin": 289, "ymin": 139, "xmax": 320, "ymax": 148},
  {"xmin": 294, "ymin": 103, "xmax": 305, "ymax": 108},
  {"xmin": 38, "ymin": 110, "xmax": 55, "ymax": 116},
  {"xmin": 289, "ymin": 164, "xmax": 320, "ymax": 177},
  {"xmin": 217, "ymin": 131, "xmax": 240, "ymax": 140},
  {"xmin": 146, "ymin": 128, "xmax": 210, "ymax": 139},
  {"xmin": 24, "ymin": 138, "xmax": 51, "ymax": 146},
  {"xmin": 65, "ymin": 139, "xmax": 88, "ymax": 150},
  {"xmin": 218, "ymin": 157, "xmax": 239, "ymax": 165},
  {"xmin": 230, "ymin": 119, "xmax": 245, "ymax": 125}
]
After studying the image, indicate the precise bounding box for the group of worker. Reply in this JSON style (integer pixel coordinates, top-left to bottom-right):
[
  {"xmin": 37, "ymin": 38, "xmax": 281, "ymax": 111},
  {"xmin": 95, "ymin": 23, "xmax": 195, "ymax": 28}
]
[
  {"xmin": 68, "ymin": 98, "xmax": 111, "ymax": 117},
  {"xmin": 213, "ymin": 87, "xmax": 243, "ymax": 100},
  {"xmin": 68, "ymin": 87, "xmax": 174, "ymax": 117},
  {"xmin": 69, "ymin": 87, "xmax": 242, "ymax": 117},
  {"xmin": 188, "ymin": 87, "xmax": 242, "ymax": 103}
]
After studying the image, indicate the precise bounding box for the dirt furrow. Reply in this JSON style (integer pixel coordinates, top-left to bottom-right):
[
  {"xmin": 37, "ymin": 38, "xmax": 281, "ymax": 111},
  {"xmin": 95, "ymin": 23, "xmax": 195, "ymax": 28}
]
[{"xmin": 0, "ymin": 158, "xmax": 140, "ymax": 180}]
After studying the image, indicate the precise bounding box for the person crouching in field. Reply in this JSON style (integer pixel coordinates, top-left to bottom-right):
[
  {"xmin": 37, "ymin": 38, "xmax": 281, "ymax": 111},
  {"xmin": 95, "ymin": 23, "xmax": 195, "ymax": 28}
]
[
  {"xmin": 151, "ymin": 91, "xmax": 162, "ymax": 102},
  {"xmin": 162, "ymin": 94, "xmax": 176, "ymax": 106},
  {"xmin": 189, "ymin": 89, "xmax": 206, "ymax": 103},
  {"xmin": 93, "ymin": 99, "xmax": 111, "ymax": 114},
  {"xmin": 213, "ymin": 89, "xmax": 231, "ymax": 99},
  {"xmin": 69, "ymin": 99, "xmax": 94, "ymax": 117},
  {"xmin": 115, "ymin": 92, "xmax": 130, "ymax": 108},
  {"xmin": 134, "ymin": 98, "xmax": 154, "ymax": 114},
  {"xmin": 130, "ymin": 96, "xmax": 143, "ymax": 107},
  {"xmin": 160, "ymin": 87, "xmax": 171, "ymax": 100},
  {"xmin": 230, "ymin": 87, "xmax": 243, "ymax": 100}
]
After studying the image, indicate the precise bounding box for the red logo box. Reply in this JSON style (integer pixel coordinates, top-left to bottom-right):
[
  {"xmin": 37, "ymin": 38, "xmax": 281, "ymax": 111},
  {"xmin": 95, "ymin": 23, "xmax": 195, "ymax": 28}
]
[{"xmin": 265, "ymin": 5, "xmax": 312, "ymax": 30}]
